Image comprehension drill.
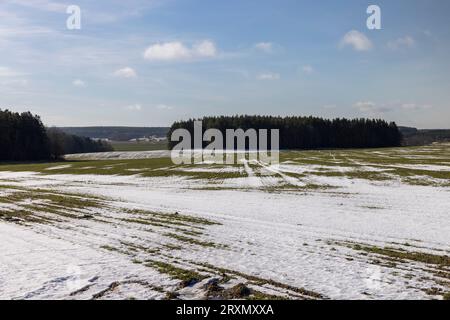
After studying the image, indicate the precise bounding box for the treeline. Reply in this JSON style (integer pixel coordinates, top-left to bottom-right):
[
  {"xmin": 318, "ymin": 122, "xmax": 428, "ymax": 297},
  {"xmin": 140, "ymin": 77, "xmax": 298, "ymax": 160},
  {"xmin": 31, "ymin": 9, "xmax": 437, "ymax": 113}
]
[
  {"xmin": 47, "ymin": 128, "xmax": 113, "ymax": 158},
  {"xmin": 168, "ymin": 115, "xmax": 402, "ymax": 150},
  {"xmin": 0, "ymin": 109, "xmax": 112, "ymax": 161},
  {"xmin": 59, "ymin": 126, "xmax": 169, "ymax": 141},
  {"xmin": 399, "ymin": 127, "xmax": 450, "ymax": 146}
]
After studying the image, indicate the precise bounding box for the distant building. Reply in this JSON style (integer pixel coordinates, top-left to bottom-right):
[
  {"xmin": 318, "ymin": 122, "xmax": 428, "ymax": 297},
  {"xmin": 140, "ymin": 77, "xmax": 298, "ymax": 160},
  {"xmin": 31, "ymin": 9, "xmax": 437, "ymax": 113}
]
[{"xmin": 128, "ymin": 136, "xmax": 167, "ymax": 142}]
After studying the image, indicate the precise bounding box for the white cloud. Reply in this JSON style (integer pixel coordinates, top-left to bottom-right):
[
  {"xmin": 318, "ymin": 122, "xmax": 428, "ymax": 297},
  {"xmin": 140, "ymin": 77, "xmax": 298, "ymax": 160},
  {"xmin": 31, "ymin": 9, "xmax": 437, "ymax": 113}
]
[
  {"xmin": 255, "ymin": 42, "xmax": 273, "ymax": 53},
  {"xmin": 143, "ymin": 40, "xmax": 217, "ymax": 62},
  {"xmin": 257, "ymin": 73, "xmax": 280, "ymax": 81},
  {"xmin": 302, "ymin": 65, "xmax": 314, "ymax": 74},
  {"xmin": 354, "ymin": 101, "xmax": 432, "ymax": 113},
  {"xmin": 156, "ymin": 104, "xmax": 173, "ymax": 110},
  {"xmin": 125, "ymin": 104, "xmax": 142, "ymax": 111},
  {"xmin": 113, "ymin": 67, "xmax": 137, "ymax": 78},
  {"xmin": 9, "ymin": 0, "xmax": 67, "ymax": 13},
  {"xmin": 354, "ymin": 101, "xmax": 377, "ymax": 112},
  {"xmin": 0, "ymin": 66, "xmax": 23, "ymax": 77},
  {"xmin": 387, "ymin": 36, "xmax": 415, "ymax": 50},
  {"xmin": 72, "ymin": 79, "xmax": 85, "ymax": 87},
  {"xmin": 0, "ymin": 79, "xmax": 28, "ymax": 86},
  {"xmin": 144, "ymin": 42, "xmax": 189, "ymax": 61},
  {"xmin": 400, "ymin": 103, "xmax": 432, "ymax": 110},
  {"xmin": 0, "ymin": 5, "xmax": 56, "ymax": 38},
  {"xmin": 0, "ymin": 66, "xmax": 28, "ymax": 87},
  {"xmin": 193, "ymin": 40, "xmax": 217, "ymax": 57},
  {"xmin": 0, "ymin": 26, "xmax": 54, "ymax": 38},
  {"xmin": 340, "ymin": 30, "xmax": 373, "ymax": 51}
]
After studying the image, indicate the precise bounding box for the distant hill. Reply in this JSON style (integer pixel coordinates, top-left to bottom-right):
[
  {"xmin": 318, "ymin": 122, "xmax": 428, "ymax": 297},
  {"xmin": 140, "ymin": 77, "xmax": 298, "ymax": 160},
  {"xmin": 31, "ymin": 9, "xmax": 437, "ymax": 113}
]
[
  {"xmin": 399, "ymin": 126, "xmax": 450, "ymax": 146},
  {"xmin": 398, "ymin": 126, "xmax": 418, "ymax": 136},
  {"xmin": 58, "ymin": 127, "xmax": 170, "ymax": 141},
  {"xmin": 58, "ymin": 125, "xmax": 450, "ymax": 146}
]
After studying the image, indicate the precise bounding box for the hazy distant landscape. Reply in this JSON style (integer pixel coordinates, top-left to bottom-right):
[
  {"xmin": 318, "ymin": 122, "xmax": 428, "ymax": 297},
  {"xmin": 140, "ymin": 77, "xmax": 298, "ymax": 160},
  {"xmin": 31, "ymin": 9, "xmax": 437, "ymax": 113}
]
[
  {"xmin": 59, "ymin": 127, "xmax": 170, "ymax": 142},
  {"xmin": 56, "ymin": 125, "xmax": 450, "ymax": 149}
]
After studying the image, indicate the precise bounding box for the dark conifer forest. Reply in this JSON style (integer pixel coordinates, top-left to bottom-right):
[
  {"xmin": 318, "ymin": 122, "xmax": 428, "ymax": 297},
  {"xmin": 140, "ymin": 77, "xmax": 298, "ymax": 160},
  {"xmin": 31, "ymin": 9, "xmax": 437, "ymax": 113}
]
[
  {"xmin": 0, "ymin": 109, "xmax": 112, "ymax": 161},
  {"xmin": 168, "ymin": 115, "xmax": 403, "ymax": 150}
]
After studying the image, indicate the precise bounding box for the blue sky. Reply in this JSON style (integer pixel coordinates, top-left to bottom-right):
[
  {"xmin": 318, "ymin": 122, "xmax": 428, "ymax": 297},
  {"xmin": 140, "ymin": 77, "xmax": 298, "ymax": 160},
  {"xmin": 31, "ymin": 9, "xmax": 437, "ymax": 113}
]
[{"xmin": 0, "ymin": 0, "xmax": 449, "ymax": 128}]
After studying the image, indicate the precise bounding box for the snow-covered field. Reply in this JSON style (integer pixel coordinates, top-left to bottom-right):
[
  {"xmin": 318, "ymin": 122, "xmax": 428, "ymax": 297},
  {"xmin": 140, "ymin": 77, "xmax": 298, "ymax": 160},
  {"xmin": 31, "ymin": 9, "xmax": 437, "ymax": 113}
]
[{"xmin": 1, "ymin": 144, "xmax": 449, "ymax": 300}]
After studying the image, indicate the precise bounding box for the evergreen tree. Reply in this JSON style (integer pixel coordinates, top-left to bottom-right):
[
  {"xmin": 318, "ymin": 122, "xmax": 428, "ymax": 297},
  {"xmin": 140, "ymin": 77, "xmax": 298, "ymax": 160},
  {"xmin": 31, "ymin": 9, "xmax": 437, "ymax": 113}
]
[
  {"xmin": 0, "ymin": 109, "xmax": 113, "ymax": 161},
  {"xmin": 167, "ymin": 115, "xmax": 402, "ymax": 150}
]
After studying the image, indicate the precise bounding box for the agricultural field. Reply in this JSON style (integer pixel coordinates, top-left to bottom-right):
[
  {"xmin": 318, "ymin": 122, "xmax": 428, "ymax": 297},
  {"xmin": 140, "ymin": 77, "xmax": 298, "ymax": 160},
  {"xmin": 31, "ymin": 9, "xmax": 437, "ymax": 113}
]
[
  {"xmin": 110, "ymin": 140, "xmax": 168, "ymax": 152},
  {"xmin": 0, "ymin": 144, "xmax": 449, "ymax": 300}
]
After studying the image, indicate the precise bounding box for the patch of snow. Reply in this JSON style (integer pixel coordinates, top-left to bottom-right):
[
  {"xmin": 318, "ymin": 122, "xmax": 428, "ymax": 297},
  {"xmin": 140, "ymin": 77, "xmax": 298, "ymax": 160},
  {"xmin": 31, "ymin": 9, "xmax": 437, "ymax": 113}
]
[{"xmin": 45, "ymin": 165, "xmax": 72, "ymax": 171}]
